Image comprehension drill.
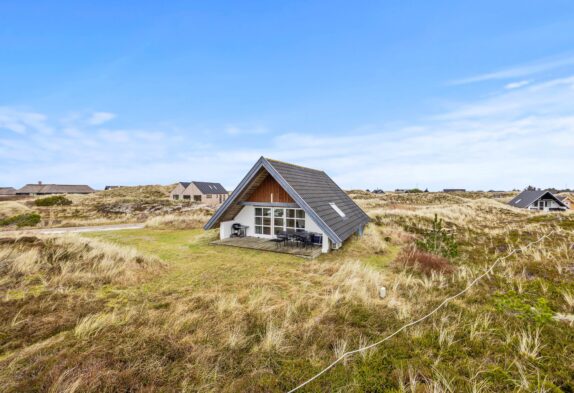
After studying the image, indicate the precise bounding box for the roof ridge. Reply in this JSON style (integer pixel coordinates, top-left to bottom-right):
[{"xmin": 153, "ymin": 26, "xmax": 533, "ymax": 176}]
[
  {"xmin": 265, "ymin": 157, "xmax": 324, "ymax": 173},
  {"xmin": 24, "ymin": 183, "xmax": 91, "ymax": 186}
]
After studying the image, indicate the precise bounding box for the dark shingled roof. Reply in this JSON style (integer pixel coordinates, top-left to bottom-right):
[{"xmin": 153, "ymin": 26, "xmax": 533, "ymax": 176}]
[
  {"xmin": 16, "ymin": 184, "xmax": 95, "ymax": 195},
  {"xmin": 204, "ymin": 157, "xmax": 370, "ymax": 244},
  {"xmin": 179, "ymin": 182, "xmax": 191, "ymax": 189},
  {"xmin": 192, "ymin": 181, "xmax": 227, "ymax": 195},
  {"xmin": 508, "ymin": 190, "xmax": 567, "ymax": 209}
]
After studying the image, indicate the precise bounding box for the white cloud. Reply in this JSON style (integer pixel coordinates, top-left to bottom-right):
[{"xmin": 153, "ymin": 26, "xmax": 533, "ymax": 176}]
[
  {"xmin": 450, "ymin": 54, "xmax": 574, "ymax": 85},
  {"xmin": 224, "ymin": 124, "xmax": 268, "ymax": 136},
  {"xmin": 87, "ymin": 112, "xmax": 116, "ymax": 126},
  {"xmin": 0, "ymin": 107, "xmax": 52, "ymax": 134},
  {"xmin": 504, "ymin": 80, "xmax": 530, "ymax": 89},
  {"xmin": 1, "ymin": 70, "xmax": 574, "ymax": 191}
]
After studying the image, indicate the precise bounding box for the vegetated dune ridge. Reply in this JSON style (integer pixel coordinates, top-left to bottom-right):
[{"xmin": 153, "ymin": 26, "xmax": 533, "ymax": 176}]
[
  {"xmin": 0, "ymin": 191, "xmax": 573, "ymax": 392},
  {"xmin": 0, "ymin": 185, "xmax": 215, "ymax": 229}
]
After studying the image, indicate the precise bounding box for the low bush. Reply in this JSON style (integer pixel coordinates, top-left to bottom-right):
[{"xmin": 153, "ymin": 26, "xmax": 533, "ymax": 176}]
[
  {"xmin": 493, "ymin": 291, "xmax": 554, "ymax": 325},
  {"xmin": 34, "ymin": 195, "xmax": 73, "ymax": 206},
  {"xmin": 397, "ymin": 246, "xmax": 455, "ymax": 275},
  {"xmin": 0, "ymin": 212, "xmax": 41, "ymax": 227}
]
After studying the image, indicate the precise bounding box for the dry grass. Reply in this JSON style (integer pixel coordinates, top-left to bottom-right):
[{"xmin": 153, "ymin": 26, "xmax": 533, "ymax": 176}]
[
  {"xmin": 0, "ymin": 201, "xmax": 31, "ymax": 219},
  {"xmin": 144, "ymin": 210, "xmax": 211, "ymax": 230},
  {"xmin": 1, "ymin": 190, "xmax": 573, "ymax": 392},
  {"xmin": 0, "ymin": 185, "xmax": 215, "ymax": 229},
  {"xmin": 0, "ymin": 235, "xmax": 165, "ymax": 290},
  {"xmin": 517, "ymin": 328, "xmax": 544, "ymax": 359},
  {"xmin": 357, "ymin": 224, "xmax": 388, "ymax": 253}
]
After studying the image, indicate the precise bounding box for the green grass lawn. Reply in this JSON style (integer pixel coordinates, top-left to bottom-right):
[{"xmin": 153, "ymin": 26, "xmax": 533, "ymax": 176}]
[{"xmin": 88, "ymin": 229, "xmax": 317, "ymax": 301}]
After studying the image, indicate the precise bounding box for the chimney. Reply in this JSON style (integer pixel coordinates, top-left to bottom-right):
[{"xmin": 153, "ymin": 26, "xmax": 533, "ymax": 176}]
[{"xmin": 38, "ymin": 181, "xmax": 42, "ymax": 185}]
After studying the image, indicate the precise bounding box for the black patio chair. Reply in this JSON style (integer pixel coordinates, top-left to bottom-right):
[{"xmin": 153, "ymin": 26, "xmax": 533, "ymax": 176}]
[
  {"xmin": 270, "ymin": 234, "xmax": 287, "ymax": 248},
  {"xmin": 301, "ymin": 233, "xmax": 315, "ymax": 249},
  {"xmin": 293, "ymin": 230, "xmax": 308, "ymax": 248}
]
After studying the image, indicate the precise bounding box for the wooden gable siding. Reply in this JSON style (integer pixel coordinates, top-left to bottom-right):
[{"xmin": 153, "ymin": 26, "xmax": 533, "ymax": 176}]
[
  {"xmin": 219, "ymin": 168, "xmax": 269, "ymax": 222},
  {"xmin": 246, "ymin": 175, "xmax": 294, "ymax": 203}
]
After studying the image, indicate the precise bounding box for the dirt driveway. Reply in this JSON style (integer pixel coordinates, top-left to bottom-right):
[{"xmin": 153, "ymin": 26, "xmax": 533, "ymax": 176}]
[{"xmin": 0, "ymin": 223, "xmax": 145, "ymax": 236}]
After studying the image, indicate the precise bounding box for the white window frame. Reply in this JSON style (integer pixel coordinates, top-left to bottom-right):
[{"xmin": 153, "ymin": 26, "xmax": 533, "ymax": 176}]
[
  {"xmin": 254, "ymin": 207, "xmax": 305, "ymax": 237},
  {"xmin": 255, "ymin": 207, "xmax": 272, "ymax": 236}
]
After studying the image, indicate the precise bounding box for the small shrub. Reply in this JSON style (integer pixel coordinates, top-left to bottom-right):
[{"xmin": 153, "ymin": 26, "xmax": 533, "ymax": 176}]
[
  {"xmin": 34, "ymin": 195, "xmax": 73, "ymax": 206},
  {"xmin": 397, "ymin": 246, "xmax": 454, "ymax": 275},
  {"xmin": 494, "ymin": 291, "xmax": 554, "ymax": 325},
  {"xmin": 0, "ymin": 213, "xmax": 41, "ymax": 227},
  {"xmin": 416, "ymin": 214, "xmax": 458, "ymax": 258}
]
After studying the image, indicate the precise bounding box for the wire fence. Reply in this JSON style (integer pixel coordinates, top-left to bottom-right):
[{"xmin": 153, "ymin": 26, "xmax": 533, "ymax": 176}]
[{"xmin": 287, "ymin": 231, "xmax": 554, "ymax": 392}]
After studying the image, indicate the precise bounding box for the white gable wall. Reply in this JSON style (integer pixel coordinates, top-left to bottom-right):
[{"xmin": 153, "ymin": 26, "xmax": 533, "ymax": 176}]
[
  {"xmin": 527, "ymin": 198, "xmax": 564, "ymax": 211},
  {"xmin": 218, "ymin": 205, "xmax": 331, "ymax": 253}
]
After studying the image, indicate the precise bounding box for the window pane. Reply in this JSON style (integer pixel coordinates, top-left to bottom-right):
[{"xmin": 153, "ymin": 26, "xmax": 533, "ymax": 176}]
[
  {"xmin": 296, "ymin": 210, "xmax": 305, "ymax": 218},
  {"xmin": 263, "ymin": 217, "xmax": 271, "ymax": 226},
  {"xmin": 274, "ymin": 218, "xmax": 284, "ymax": 227},
  {"xmin": 263, "ymin": 226, "xmax": 271, "ymax": 235},
  {"xmin": 286, "ymin": 219, "xmax": 295, "ymax": 228},
  {"xmin": 286, "ymin": 209, "xmax": 295, "ymax": 218},
  {"xmin": 255, "ymin": 208, "xmax": 262, "ymax": 216},
  {"xmin": 255, "ymin": 217, "xmax": 262, "ymax": 225},
  {"xmin": 274, "ymin": 227, "xmax": 283, "ymax": 235},
  {"xmin": 255, "ymin": 226, "xmax": 262, "ymax": 234},
  {"xmin": 263, "ymin": 208, "xmax": 271, "ymax": 217},
  {"xmin": 274, "ymin": 209, "xmax": 284, "ymax": 217},
  {"xmin": 296, "ymin": 219, "xmax": 305, "ymax": 229}
]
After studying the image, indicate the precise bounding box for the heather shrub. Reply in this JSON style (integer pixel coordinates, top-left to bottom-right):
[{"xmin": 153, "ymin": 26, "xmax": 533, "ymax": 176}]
[
  {"xmin": 397, "ymin": 246, "xmax": 455, "ymax": 275},
  {"xmin": 35, "ymin": 195, "xmax": 73, "ymax": 206},
  {"xmin": 0, "ymin": 212, "xmax": 41, "ymax": 227}
]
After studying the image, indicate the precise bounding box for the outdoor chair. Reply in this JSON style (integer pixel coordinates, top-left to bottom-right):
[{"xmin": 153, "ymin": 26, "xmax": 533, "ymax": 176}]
[
  {"xmin": 270, "ymin": 236, "xmax": 286, "ymax": 248},
  {"xmin": 302, "ymin": 233, "xmax": 314, "ymax": 248}
]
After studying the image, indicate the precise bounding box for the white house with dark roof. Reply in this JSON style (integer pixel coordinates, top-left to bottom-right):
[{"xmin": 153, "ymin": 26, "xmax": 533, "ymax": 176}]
[
  {"xmin": 170, "ymin": 181, "xmax": 228, "ymax": 206},
  {"xmin": 204, "ymin": 157, "xmax": 370, "ymax": 253},
  {"xmin": 508, "ymin": 190, "xmax": 568, "ymax": 211}
]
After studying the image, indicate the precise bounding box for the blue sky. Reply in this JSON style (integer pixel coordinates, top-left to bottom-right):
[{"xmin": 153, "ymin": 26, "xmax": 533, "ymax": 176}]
[{"xmin": 1, "ymin": 1, "xmax": 574, "ymax": 191}]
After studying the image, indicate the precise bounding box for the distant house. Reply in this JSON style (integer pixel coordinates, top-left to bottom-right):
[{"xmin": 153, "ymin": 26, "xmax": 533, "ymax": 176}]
[
  {"xmin": 0, "ymin": 187, "xmax": 16, "ymax": 196},
  {"xmin": 204, "ymin": 157, "xmax": 370, "ymax": 253},
  {"xmin": 444, "ymin": 189, "xmax": 466, "ymax": 193},
  {"xmin": 16, "ymin": 182, "xmax": 95, "ymax": 196},
  {"xmin": 557, "ymin": 195, "xmax": 573, "ymax": 209},
  {"xmin": 104, "ymin": 186, "xmax": 123, "ymax": 190},
  {"xmin": 170, "ymin": 181, "xmax": 228, "ymax": 206},
  {"xmin": 508, "ymin": 190, "xmax": 568, "ymax": 211}
]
